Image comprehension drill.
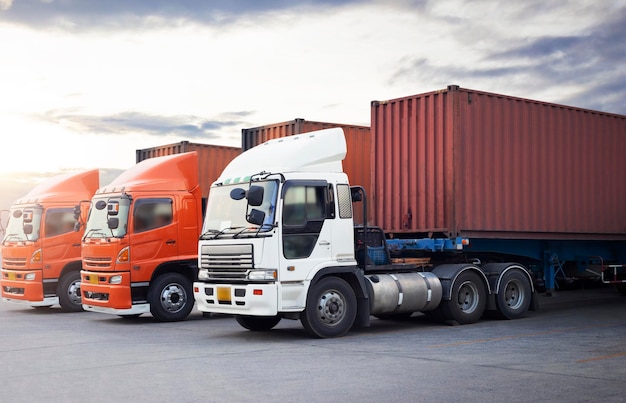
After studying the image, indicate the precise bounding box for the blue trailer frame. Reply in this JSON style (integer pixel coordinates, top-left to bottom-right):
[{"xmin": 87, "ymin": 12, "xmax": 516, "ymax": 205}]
[{"xmin": 386, "ymin": 237, "xmax": 626, "ymax": 294}]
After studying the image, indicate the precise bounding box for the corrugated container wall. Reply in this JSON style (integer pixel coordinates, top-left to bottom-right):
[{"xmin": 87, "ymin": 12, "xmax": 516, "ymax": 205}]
[
  {"xmin": 136, "ymin": 141, "xmax": 241, "ymax": 200},
  {"xmin": 242, "ymin": 118, "xmax": 372, "ymax": 224},
  {"xmin": 371, "ymin": 85, "xmax": 626, "ymax": 240}
]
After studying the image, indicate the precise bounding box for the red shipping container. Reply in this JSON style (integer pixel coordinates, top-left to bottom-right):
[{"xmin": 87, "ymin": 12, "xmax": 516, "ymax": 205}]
[
  {"xmin": 136, "ymin": 141, "xmax": 240, "ymax": 201},
  {"xmin": 371, "ymin": 85, "xmax": 626, "ymax": 240},
  {"xmin": 242, "ymin": 118, "xmax": 371, "ymax": 224}
]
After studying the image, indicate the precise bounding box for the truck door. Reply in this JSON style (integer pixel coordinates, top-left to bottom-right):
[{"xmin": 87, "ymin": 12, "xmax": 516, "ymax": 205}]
[
  {"xmin": 129, "ymin": 198, "xmax": 177, "ymax": 283},
  {"xmin": 41, "ymin": 208, "xmax": 81, "ymax": 278},
  {"xmin": 279, "ymin": 181, "xmax": 332, "ymax": 282}
]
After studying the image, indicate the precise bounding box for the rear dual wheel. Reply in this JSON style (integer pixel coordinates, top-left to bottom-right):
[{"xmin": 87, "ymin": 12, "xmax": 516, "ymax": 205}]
[
  {"xmin": 440, "ymin": 271, "xmax": 486, "ymax": 324},
  {"xmin": 495, "ymin": 270, "xmax": 532, "ymax": 319}
]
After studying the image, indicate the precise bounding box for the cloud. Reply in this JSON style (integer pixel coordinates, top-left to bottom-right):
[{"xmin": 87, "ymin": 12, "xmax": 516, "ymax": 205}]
[
  {"xmin": 0, "ymin": 0, "xmax": 360, "ymax": 29},
  {"xmin": 38, "ymin": 110, "xmax": 254, "ymax": 140},
  {"xmin": 0, "ymin": 0, "xmax": 12, "ymax": 12},
  {"xmin": 385, "ymin": 1, "xmax": 626, "ymax": 114}
]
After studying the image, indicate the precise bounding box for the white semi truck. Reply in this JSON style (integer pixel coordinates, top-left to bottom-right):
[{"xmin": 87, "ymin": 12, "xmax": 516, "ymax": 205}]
[{"xmin": 193, "ymin": 128, "xmax": 536, "ymax": 338}]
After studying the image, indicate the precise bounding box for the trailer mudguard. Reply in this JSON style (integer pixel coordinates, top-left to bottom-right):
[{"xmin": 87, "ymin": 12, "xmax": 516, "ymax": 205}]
[{"xmin": 431, "ymin": 264, "xmax": 491, "ymax": 301}]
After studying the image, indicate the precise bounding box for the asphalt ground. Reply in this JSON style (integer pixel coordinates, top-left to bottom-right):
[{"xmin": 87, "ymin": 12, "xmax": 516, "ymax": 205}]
[{"xmin": 0, "ymin": 285, "xmax": 625, "ymax": 403}]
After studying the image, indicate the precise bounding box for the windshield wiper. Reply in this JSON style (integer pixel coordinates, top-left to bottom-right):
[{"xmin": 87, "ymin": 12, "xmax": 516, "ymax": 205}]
[
  {"xmin": 83, "ymin": 228, "xmax": 107, "ymax": 239},
  {"xmin": 233, "ymin": 223, "xmax": 276, "ymax": 238},
  {"xmin": 3, "ymin": 233, "xmax": 24, "ymax": 242},
  {"xmin": 199, "ymin": 229, "xmax": 220, "ymax": 240},
  {"xmin": 204, "ymin": 226, "xmax": 245, "ymax": 240}
]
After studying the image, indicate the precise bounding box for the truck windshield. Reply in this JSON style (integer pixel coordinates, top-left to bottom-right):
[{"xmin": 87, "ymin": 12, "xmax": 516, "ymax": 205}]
[
  {"xmin": 202, "ymin": 180, "xmax": 278, "ymax": 238},
  {"xmin": 3, "ymin": 205, "xmax": 43, "ymax": 243},
  {"xmin": 84, "ymin": 196, "xmax": 131, "ymax": 239}
]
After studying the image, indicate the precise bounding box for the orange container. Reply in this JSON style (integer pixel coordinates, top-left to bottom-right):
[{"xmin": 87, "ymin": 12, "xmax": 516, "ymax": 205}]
[{"xmin": 136, "ymin": 141, "xmax": 240, "ymax": 201}]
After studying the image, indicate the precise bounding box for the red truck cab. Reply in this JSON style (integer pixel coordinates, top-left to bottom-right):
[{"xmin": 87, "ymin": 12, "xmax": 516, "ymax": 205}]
[
  {"xmin": 1, "ymin": 170, "xmax": 99, "ymax": 311},
  {"xmin": 80, "ymin": 152, "xmax": 202, "ymax": 321}
]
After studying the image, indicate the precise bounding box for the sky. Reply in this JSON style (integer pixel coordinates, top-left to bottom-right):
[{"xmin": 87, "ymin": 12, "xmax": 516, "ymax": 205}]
[{"xmin": 0, "ymin": 0, "xmax": 625, "ymax": 220}]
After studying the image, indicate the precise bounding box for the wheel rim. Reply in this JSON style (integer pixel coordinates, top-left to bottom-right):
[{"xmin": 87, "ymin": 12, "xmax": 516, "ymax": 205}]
[
  {"xmin": 456, "ymin": 281, "xmax": 479, "ymax": 313},
  {"xmin": 160, "ymin": 283, "xmax": 187, "ymax": 313},
  {"xmin": 67, "ymin": 280, "xmax": 82, "ymax": 305},
  {"xmin": 315, "ymin": 288, "xmax": 347, "ymax": 327},
  {"xmin": 503, "ymin": 279, "xmax": 525, "ymax": 310}
]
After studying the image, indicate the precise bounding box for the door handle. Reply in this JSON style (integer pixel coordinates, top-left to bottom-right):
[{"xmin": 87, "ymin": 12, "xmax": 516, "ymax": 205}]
[
  {"xmin": 166, "ymin": 239, "xmax": 176, "ymax": 245},
  {"xmin": 319, "ymin": 240, "xmax": 330, "ymax": 246}
]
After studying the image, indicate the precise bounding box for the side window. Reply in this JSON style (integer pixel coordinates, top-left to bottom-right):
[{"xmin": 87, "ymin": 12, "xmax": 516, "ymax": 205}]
[
  {"xmin": 133, "ymin": 199, "xmax": 173, "ymax": 233},
  {"xmin": 282, "ymin": 183, "xmax": 327, "ymax": 259},
  {"xmin": 45, "ymin": 209, "xmax": 77, "ymax": 237},
  {"xmin": 283, "ymin": 186, "xmax": 325, "ymax": 226},
  {"xmin": 336, "ymin": 184, "xmax": 352, "ymax": 219}
]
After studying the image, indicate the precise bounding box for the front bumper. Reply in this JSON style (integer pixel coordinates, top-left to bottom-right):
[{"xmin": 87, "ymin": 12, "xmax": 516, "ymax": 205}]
[{"xmin": 193, "ymin": 282, "xmax": 279, "ymax": 316}]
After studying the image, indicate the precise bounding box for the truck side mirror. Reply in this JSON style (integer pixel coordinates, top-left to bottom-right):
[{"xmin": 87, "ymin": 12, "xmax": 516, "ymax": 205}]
[
  {"xmin": 247, "ymin": 208, "xmax": 265, "ymax": 226},
  {"xmin": 74, "ymin": 205, "xmax": 82, "ymax": 220},
  {"xmin": 107, "ymin": 217, "xmax": 119, "ymax": 230},
  {"xmin": 23, "ymin": 224, "xmax": 33, "ymax": 235},
  {"xmin": 230, "ymin": 188, "xmax": 246, "ymax": 200},
  {"xmin": 246, "ymin": 186, "xmax": 264, "ymax": 207}
]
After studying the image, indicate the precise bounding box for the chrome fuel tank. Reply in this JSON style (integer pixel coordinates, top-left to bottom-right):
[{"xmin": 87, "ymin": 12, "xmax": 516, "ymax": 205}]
[{"xmin": 365, "ymin": 272, "xmax": 442, "ymax": 315}]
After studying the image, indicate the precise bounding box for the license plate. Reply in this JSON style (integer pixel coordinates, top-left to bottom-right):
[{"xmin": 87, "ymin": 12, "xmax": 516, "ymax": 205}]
[
  {"xmin": 217, "ymin": 287, "xmax": 231, "ymax": 302},
  {"xmin": 89, "ymin": 275, "xmax": 98, "ymax": 284},
  {"xmin": 7, "ymin": 272, "xmax": 16, "ymax": 281}
]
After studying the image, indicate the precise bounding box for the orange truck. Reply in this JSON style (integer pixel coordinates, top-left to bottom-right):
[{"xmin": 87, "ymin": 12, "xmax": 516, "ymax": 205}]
[
  {"xmin": 1, "ymin": 170, "xmax": 99, "ymax": 311},
  {"xmin": 80, "ymin": 142, "xmax": 240, "ymax": 321}
]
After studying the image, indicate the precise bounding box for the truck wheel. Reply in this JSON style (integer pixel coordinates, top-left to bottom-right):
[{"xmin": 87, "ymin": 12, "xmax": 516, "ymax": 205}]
[
  {"xmin": 440, "ymin": 271, "xmax": 486, "ymax": 324},
  {"xmin": 148, "ymin": 273, "xmax": 193, "ymax": 322},
  {"xmin": 374, "ymin": 312, "xmax": 413, "ymax": 320},
  {"xmin": 235, "ymin": 315, "xmax": 282, "ymax": 331},
  {"xmin": 495, "ymin": 270, "xmax": 532, "ymax": 319},
  {"xmin": 57, "ymin": 271, "xmax": 84, "ymax": 312},
  {"xmin": 300, "ymin": 276, "xmax": 356, "ymax": 338}
]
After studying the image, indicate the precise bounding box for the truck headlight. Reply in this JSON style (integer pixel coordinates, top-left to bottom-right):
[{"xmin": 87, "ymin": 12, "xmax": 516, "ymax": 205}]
[
  {"xmin": 247, "ymin": 270, "xmax": 277, "ymax": 281},
  {"xmin": 109, "ymin": 275, "xmax": 122, "ymax": 284},
  {"xmin": 198, "ymin": 269, "xmax": 210, "ymax": 281},
  {"xmin": 25, "ymin": 273, "xmax": 36, "ymax": 281}
]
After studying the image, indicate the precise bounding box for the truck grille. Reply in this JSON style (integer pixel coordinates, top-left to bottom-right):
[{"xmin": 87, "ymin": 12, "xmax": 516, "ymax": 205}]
[
  {"xmin": 200, "ymin": 244, "xmax": 253, "ymax": 280},
  {"xmin": 83, "ymin": 256, "xmax": 113, "ymax": 269},
  {"xmin": 3, "ymin": 257, "xmax": 27, "ymax": 269}
]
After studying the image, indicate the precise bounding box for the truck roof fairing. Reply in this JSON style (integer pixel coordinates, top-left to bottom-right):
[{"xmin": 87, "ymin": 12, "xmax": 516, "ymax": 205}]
[
  {"xmin": 14, "ymin": 169, "xmax": 100, "ymax": 205},
  {"xmin": 217, "ymin": 128, "xmax": 346, "ymax": 184},
  {"xmin": 97, "ymin": 152, "xmax": 199, "ymax": 195}
]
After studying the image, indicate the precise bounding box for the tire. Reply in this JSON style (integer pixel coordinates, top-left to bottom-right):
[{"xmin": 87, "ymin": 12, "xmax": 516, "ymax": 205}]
[
  {"xmin": 440, "ymin": 271, "xmax": 486, "ymax": 324},
  {"xmin": 300, "ymin": 276, "xmax": 357, "ymax": 338},
  {"xmin": 423, "ymin": 306, "xmax": 446, "ymax": 323},
  {"xmin": 148, "ymin": 273, "xmax": 194, "ymax": 322},
  {"xmin": 118, "ymin": 314, "xmax": 142, "ymax": 319},
  {"xmin": 495, "ymin": 270, "xmax": 532, "ymax": 319},
  {"xmin": 374, "ymin": 312, "xmax": 413, "ymax": 321},
  {"xmin": 235, "ymin": 315, "xmax": 282, "ymax": 331},
  {"xmin": 57, "ymin": 271, "xmax": 84, "ymax": 312}
]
